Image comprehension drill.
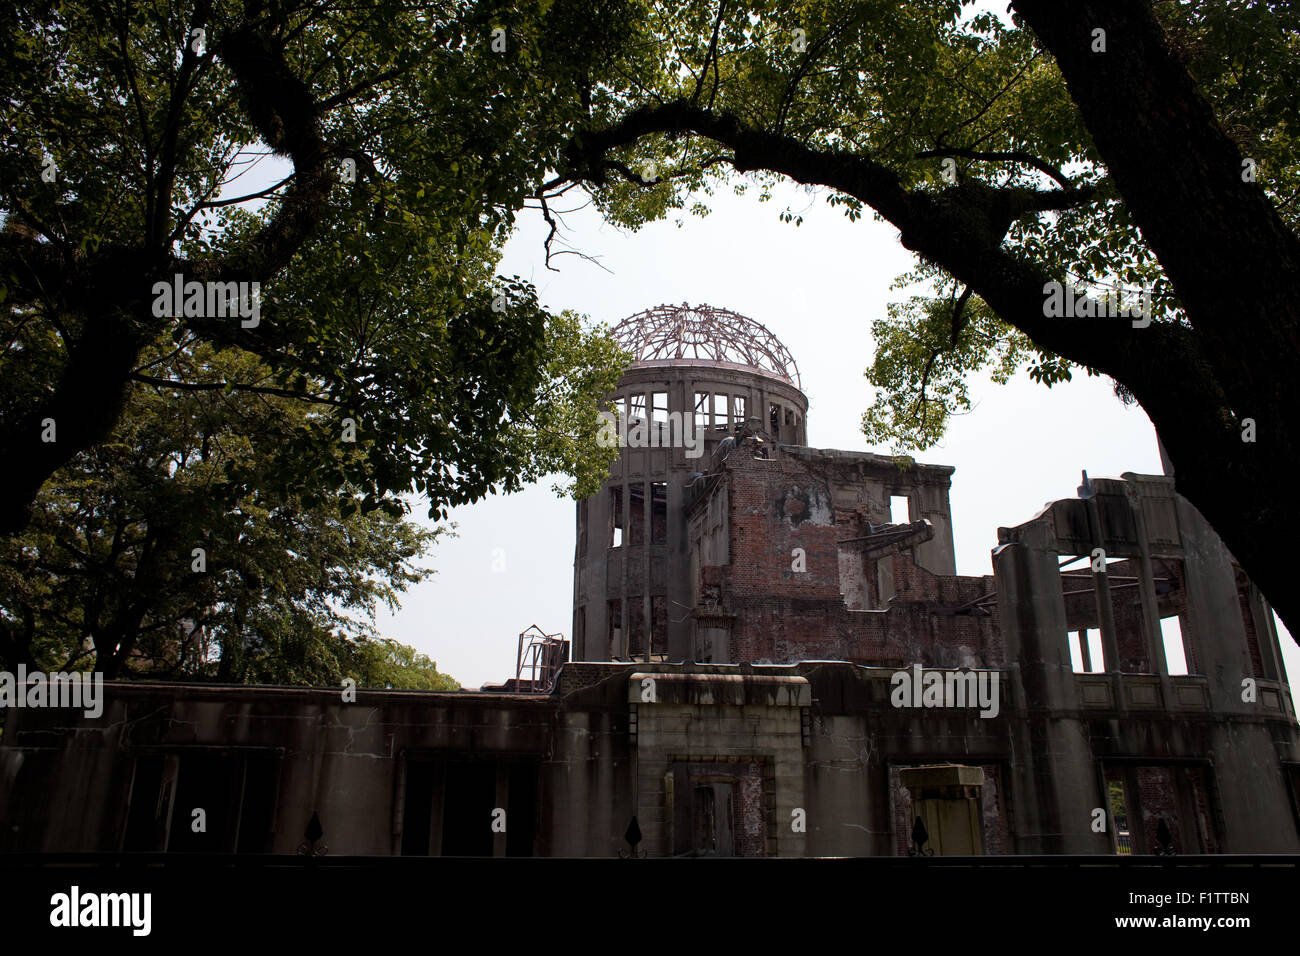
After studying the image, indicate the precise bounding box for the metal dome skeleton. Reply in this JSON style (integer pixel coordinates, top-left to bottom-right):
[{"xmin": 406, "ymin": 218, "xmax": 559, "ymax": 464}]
[{"xmin": 610, "ymin": 303, "xmax": 801, "ymax": 389}]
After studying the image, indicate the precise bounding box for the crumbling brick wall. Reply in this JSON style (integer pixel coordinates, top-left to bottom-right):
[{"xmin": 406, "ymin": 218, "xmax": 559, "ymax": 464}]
[
  {"xmin": 695, "ymin": 449, "xmax": 1003, "ymax": 666},
  {"xmin": 735, "ymin": 759, "xmax": 766, "ymax": 858}
]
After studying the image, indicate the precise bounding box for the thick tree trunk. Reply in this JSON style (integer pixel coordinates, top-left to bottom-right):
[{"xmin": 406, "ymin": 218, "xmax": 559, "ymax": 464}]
[
  {"xmin": 0, "ymin": 282, "xmax": 158, "ymax": 534},
  {"xmin": 1010, "ymin": 0, "xmax": 1300, "ymax": 636}
]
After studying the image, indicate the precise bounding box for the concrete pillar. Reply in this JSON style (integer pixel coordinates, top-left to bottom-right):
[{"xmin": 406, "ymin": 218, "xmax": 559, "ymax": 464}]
[
  {"xmin": 1084, "ymin": 498, "xmax": 1122, "ymax": 682},
  {"xmin": 1127, "ymin": 484, "xmax": 1174, "ymax": 715},
  {"xmin": 994, "ymin": 532, "xmax": 1106, "ymax": 852}
]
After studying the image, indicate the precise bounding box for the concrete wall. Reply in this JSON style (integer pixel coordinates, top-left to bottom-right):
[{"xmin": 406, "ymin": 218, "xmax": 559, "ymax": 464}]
[
  {"xmin": 5, "ymin": 446, "xmax": 1298, "ymax": 858},
  {"xmin": 3, "ymin": 657, "xmax": 1295, "ymax": 857}
]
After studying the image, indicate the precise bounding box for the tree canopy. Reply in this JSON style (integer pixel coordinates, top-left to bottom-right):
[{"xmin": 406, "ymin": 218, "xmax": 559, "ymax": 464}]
[
  {"xmin": 4, "ymin": 0, "xmax": 1299, "ymax": 662},
  {"xmin": 0, "ymin": 0, "xmax": 635, "ymax": 534},
  {"xmin": 0, "ymin": 0, "xmax": 641, "ymax": 681},
  {"xmin": 0, "ymin": 333, "xmax": 460, "ymax": 687},
  {"xmin": 551, "ymin": 0, "xmax": 1300, "ymax": 638}
]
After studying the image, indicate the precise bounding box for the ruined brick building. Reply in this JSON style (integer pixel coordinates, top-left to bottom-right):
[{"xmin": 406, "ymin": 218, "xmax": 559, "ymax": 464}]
[{"xmin": 2, "ymin": 303, "xmax": 1298, "ymax": 858}]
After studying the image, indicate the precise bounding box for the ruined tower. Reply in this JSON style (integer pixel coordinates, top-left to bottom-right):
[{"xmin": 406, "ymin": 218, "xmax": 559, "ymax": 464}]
[{"xmin": 571, "ymin": 303, "xmax": 808, "ymax": 662}]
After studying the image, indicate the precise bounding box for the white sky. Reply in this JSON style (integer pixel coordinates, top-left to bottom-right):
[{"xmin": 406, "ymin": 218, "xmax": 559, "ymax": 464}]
[{"xmin": 369, "ymin": 178, "xmax": 1300, "ymax": 706}]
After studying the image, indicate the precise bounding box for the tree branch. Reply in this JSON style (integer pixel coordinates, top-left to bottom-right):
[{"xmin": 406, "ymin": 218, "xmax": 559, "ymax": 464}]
[
  {"xmin": 129, "ymin": 373, "xmax": 344, "ymax": 406},
  {"xmin": 915, "ymin": 146, "xmax": 1074, "ymax": 189}
]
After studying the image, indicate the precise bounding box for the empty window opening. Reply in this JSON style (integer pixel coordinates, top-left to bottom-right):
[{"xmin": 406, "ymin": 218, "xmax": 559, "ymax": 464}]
[
  {"xmin": 651, "ymin": 482, "xmax": 667, "ymax": 543},
  {"xmin": 889, "ymin": 496, "xmax": 910, "ymax": 524},
  {"xmin": 1107, "ymin": 776, "xmax": 1133, "ymax": 855},
  {"xmin": 401, "ymin": 760, "xmax": 436, "ymax": 855},
  {"xmin": 769, "ymin": 403, "xmax": 780, "ymax": 439},
  {"xmin": 1160, "ymin": 616, "xmax": 1189, "ymax": 675},
  {"xmin": 613, "ymin": 396, "xmax": 626, "ymax": 424},
  {"xmin": 673, "ymin": 762, "xmax": 768, "ymax": 857},
  {"xmin": 1059, "ymin": 555, "xmax": 1102, "ymax": 637},
  {"xmin": 784, "ymin": 407, "xmax": 794, "ymax": 426},
  {"xmin": 505, "ymin": 763, "xmax": 538, "ymax": 857},
  {"xmin": 610, "ymin": 486, "xmax": 623, "ymax": 548},
  {"xmin": 123, "ymin": 755, "xmax": 169, "ymax": 852},
  {"xmin": 628, "ymin": 484, "xmax": 645, "ymax": 546},
  {"xmin": 1152, "ymin": 557, "xmax": 1192, "ymax": 672},
  {"xmin": 125, "ymin": 752, "xmax": 276, "ymax": 853},
  {"xmin": 695, "ymin": 392, "xmax": 710, "ymax": 431},
  {"xmin": 1099, "ymin": 556, "xmax": 1152, "ymax": 673},
  {"xmin": 167, "ymin": 753, "xmax": 240, "ymax": 852},
  {"xmin": 628, "ymin": 393, "xmax": 646, "ymax": 425},
  {"xmin": 713, "ymin": 393, "xmax": 729, "ymax": 432},
  {"xmin": 402, "ymin": 759, "xmax": 537, "ymax": 858},
  {"xmin": 1068, "ymin": 631, "xmax": 1087, "ymax": 673},
  {"xmin": 732, "ymin": 395, "xmax": 747, "ymax": 427},
  {"xmin": 441, "ymin": 761, "xmax": 496, "ymax": 857},
  {"xmin": 235, "ymin": 754, "xmax": 277, "ymax": 853},
  {"xmin": 652, "ymin": 391, "xmax": 669, "ymax": 426}
]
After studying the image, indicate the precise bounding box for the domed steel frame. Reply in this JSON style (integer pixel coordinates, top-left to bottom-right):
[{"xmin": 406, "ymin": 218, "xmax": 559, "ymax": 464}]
[
  {"xmin": 610, "ymin": 303, "xmax": 801, "ymax": 389},
  {"xmin": 574, "ymin": 302, "xmax": 809, "ymax": 665}
]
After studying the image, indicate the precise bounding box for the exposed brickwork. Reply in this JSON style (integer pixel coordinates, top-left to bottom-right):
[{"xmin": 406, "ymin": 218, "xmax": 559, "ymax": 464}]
[
  {"xmin": 691, "ymin": 447, "xmax": 1002, "ymax": 667},
  {"xmin": 1239, "ymin": 588, "xmax": 1265, "ymax": 678},
  {"xmin": 736, "ymin": 759, "xmax": 766, "ymax": 858},
  {"xmin": 1137, "ymin": 765, "xmax": 1182, "ymax": 852},
  {"xmin": 554, "ymin": 662, "xmax": 636, "ymax": 697}
]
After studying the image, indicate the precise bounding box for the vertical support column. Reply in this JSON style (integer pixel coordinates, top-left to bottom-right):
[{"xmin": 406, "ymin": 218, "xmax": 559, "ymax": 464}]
[
  {"xmin": 619, "ymin": 479, "xmax": 629, "ymax": 658},
  {"xmin": 634, "ymin": 477, "xmax": 650, "ymax": 663},
  {"xmin": 1123, "ymin": 766, "xmax": 1146, "ymax": 854},
  {"xmin": 1076, "ymin": 631, "xmax": 1092, "ymax": 673},
  {"xmin": 670, "ymin": 377, "xmax": 692, "ymax": 664},
  {"xmin": 1173, "ymin": 768, "xmax": 1202, "ymax": 854},
  {"xmin": 1085, "ymin": 496, "xmax": 1125, "ymax": 713},
  {"xmin": 995, "ymin": 533, "xmax": 1099, "ymax": 851},
  {"xmin": 1128, "ymin": 484, "xmax": 1173, "ymax": 708}
]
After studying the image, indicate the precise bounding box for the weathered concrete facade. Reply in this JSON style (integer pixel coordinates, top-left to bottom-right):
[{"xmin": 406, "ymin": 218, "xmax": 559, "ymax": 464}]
[
  {"xmin": 2, "ymin": 639, "xmax": 1295, "ymax": 856},
  {"xmin": 3, "ymin": 451, "xmax": 1297, "ymax": 856},
  {"xmin": 573, "ymin": 305, "xmax": 809, "ymax": 664},
  {"xmin": 2, "ymin": 303, "xmax": 1298, "ymax": 857}
]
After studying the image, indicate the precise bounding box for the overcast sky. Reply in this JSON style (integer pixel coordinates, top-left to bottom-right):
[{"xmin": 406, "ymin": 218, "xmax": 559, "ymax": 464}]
[{"xmin": 368, "ymin": 177, "xmax": 1300, "ymax": 705}]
